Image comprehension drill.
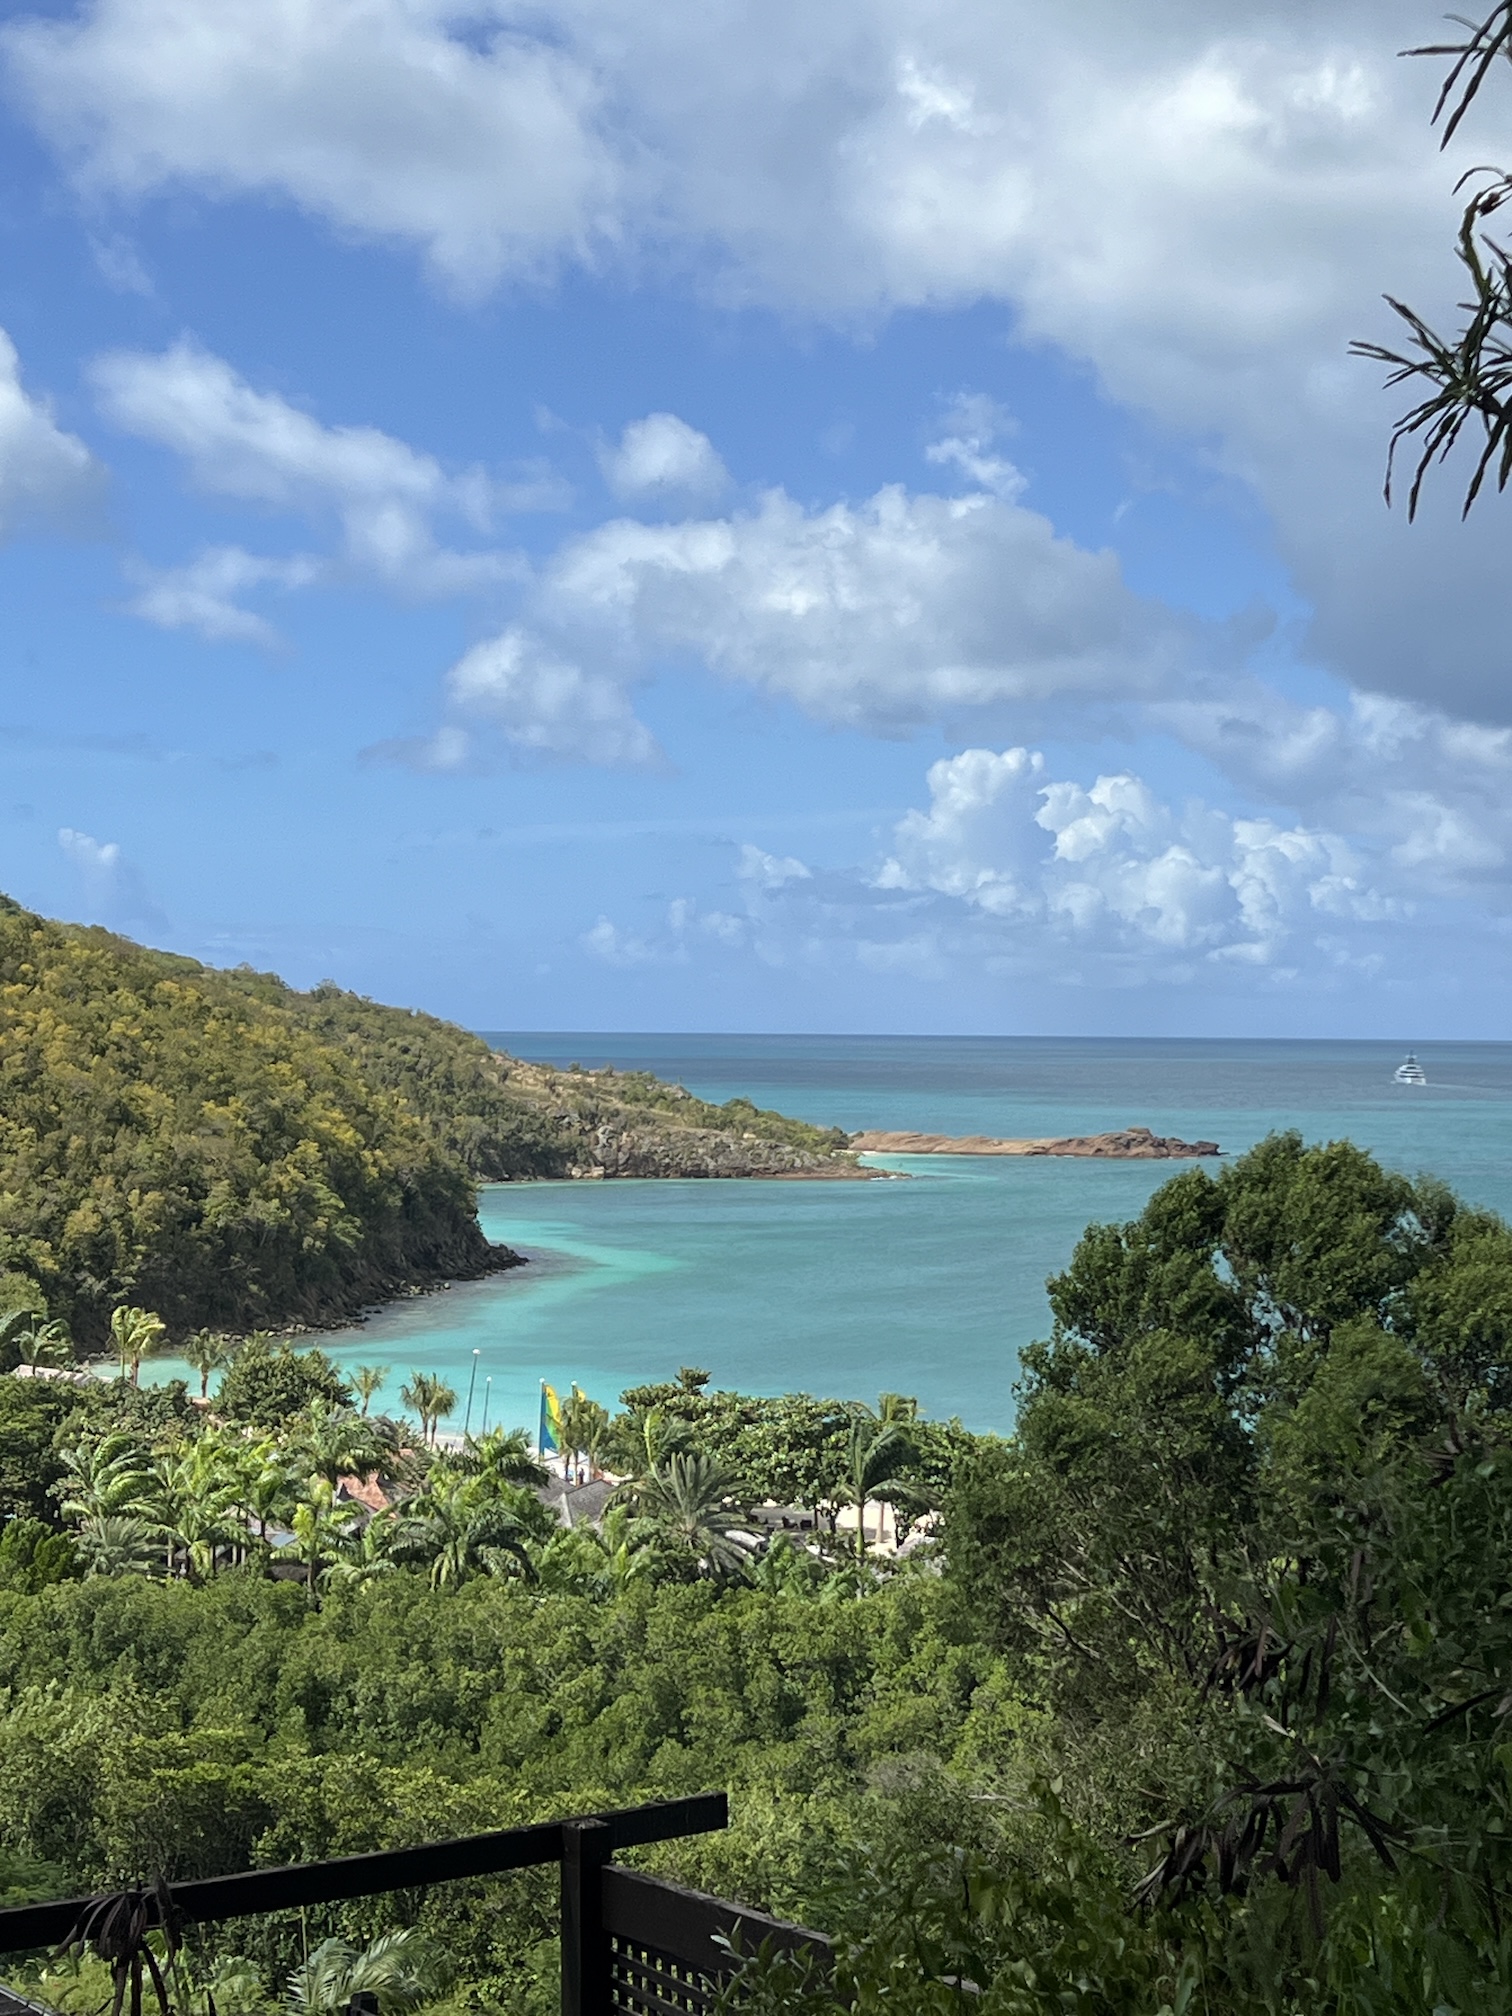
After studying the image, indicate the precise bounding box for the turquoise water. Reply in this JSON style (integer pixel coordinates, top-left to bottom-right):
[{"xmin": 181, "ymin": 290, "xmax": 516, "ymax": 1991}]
[{"xmin": 149, "ymin": 1037, "xmax": 1512, "ymax": 1436}]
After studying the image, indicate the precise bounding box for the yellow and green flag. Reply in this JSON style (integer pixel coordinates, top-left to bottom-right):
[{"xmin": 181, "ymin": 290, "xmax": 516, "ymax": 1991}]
[{"xmin": 538, "ymin": 1380, "xmax": 563, "ymax": 1456}]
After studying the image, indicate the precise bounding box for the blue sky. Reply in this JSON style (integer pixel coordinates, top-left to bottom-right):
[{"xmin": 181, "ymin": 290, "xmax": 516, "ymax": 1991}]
[{"xmin": 3, "ymin": 0, "xmax": 1512, "ymax": 1036}]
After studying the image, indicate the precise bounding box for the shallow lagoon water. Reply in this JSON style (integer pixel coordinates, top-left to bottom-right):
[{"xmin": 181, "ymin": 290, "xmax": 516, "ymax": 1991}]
[{"xmin": 146, "ymin": 1036, "xmax": 1512, "ymax": 1436}]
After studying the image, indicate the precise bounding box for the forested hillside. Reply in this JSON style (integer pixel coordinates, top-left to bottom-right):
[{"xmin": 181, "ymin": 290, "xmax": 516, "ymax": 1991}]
[
  {"xmin": 0, "ymin": 899, "xmax": 855, "ymax": 1345},
  {"xmin": 3, "ymin": 1135, "xmax": 1512, "ymax": 2014},
  {"xmin": 0, "ymin": 899, "xmax": 514, "ymax": 1345},
  {"xmin": 272, "ymin": 984, "xmax": 852, "ymax": 1180}
]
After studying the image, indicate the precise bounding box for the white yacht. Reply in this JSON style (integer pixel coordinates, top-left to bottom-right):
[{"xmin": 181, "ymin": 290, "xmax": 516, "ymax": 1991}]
[{"xmin": 1394, "ymin": 1052, "xmax": 1428, "ymax": 1085}]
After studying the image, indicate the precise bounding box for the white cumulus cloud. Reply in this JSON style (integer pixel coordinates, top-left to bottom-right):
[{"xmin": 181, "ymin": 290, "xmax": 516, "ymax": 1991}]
[
  {"xmin": 601, "ymin": 412, "xmax": 729, "ymax": 502},
  {"xmin": 90, "ymin": 342, "xmax": 530, "ymax": 633},
  {"xmin": 584, "ymin": 893, "xmax": 754, "ymax": 966},
  {"xmin": 58, "ymin": 825, "xmax": 118, "ymax": 877},
  {"xmin": 388, "ymin": 625, "xmax": 660, "ymax": 770},
  {"xmin": 57, "ymin": 825, "xmax": 164, "ymax": 925},
  {"xmin": 1156, "ymin": 684, "xmax": 1512, "ymax": 891},
  {"xmin": 924, "ymin": 394, "xmax": 1023, "ymax": 497},
  {"xmin": 15, "ymin": 0, "xmax": 1512, "ymax": 720},
  {"xmin": 541, "ymin": 479, "xmax": 1202, "ymax": 733},
  {"xmin": 878, "ymin": 744, "xmax": 1401, "ymax": 973},
  {"xmin": 739, "ymin": 843, "xmax": 812, "ymax": 891},
  {"xmin": 4, "ymin": 0, "xmax": 617, "ymax": 293},
  {"xmin": 124, "ymin": 545, "xmax": 320, "ymax": 644},
  {"xmin": 582, "ymin": 915, "xmax": 664, "ymax": 966},
  {"xmin": 0, "ymin": 329, "xmax": 103, "ymax": 538}
]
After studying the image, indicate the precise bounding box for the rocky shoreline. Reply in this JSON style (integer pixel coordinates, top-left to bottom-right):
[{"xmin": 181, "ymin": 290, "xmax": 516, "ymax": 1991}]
[
  {"xmin": 558, "ymin": 1119, "xmax": 874, "ymax": 1179},
  {"xmin": 493, "ymin": 1057, "xmax": 870, "ymax": 1179},
  {"xmin": 849, "ymin": 1124, "xmax": 1219, "ymax": 1159}
]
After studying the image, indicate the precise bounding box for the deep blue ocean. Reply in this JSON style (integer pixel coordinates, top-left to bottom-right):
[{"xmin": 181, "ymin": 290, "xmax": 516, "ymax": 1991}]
[{"xmin": 184, "ymin": 1034, "xmax": 1510, "ymax": 1439}]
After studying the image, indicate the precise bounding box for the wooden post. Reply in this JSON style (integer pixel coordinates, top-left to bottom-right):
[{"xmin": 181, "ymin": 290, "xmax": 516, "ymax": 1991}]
[{"xmin": 561, "ymin": 1818, "xmax": 612, "ymax": 2016}]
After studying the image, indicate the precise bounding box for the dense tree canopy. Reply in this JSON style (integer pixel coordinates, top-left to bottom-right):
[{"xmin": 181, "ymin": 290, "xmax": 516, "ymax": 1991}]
[
  {"xmin": 3, "ymin": 1132, "xmax": 1512, "ymax": 2016},
  {"xmin": 0, "ymin": 899, "xmax": 516, "ymax": 1343},
  {"xmin": 946, "ymin": 1131, "xmax": 1512, "ymax": 2011}
]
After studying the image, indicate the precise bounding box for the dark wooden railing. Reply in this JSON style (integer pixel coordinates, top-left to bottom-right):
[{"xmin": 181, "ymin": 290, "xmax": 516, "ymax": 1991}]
[{"xmin": 0, "ymin": 1796, "xmax": 833, "ymax": 2016}]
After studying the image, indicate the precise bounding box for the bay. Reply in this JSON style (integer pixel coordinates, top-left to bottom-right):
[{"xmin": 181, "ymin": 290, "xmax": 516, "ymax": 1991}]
[{"xmin": 147, "ymin": 1036, "xmax": 1512, "ymax": 1436}]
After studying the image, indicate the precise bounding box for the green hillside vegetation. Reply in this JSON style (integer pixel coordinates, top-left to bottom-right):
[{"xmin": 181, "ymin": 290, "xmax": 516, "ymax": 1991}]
[
  {"xmin": 266, "ymin": 984, "xmax": 575, "ymax": 1180},
  {"xmin": 523, "ymin": 1062, "xmax": 851, "ymax": 1161},
  {"xmin": 0, "ymin": 898, "xmax": 855, "ymax": 1346},
  {"xmin": 280, "ymin": 994, "xmax": 850, "ymax": 1177},
  {"xmin": 0, "ymin": 899, "xmax": 513, "ymax": 1347},
  {"xmin": 3, "ymin": 1134, "xmax": 1512, "ymax": 2014}
]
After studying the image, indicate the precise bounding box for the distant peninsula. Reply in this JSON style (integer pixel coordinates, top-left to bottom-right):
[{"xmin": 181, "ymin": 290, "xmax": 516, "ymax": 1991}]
[
  {"xmin": 850, "ymin": 1124, "xmax": 1220, "ymax": 1159},
  {"xmin": 0, "ymin": 897, "xmax": 862, "ymax": 1346}
]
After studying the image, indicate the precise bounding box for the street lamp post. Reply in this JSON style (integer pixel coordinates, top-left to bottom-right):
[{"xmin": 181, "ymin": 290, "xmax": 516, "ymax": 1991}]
[{"xmin": 463, "ymin": 1349, "xmax": 481, "ymax": 1437}]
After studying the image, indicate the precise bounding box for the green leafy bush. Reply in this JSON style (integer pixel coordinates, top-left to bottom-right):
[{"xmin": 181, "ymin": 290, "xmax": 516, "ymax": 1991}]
[{"xmin": 219, "ymin": 1338, "xmax": 354, "ymax": 1428}]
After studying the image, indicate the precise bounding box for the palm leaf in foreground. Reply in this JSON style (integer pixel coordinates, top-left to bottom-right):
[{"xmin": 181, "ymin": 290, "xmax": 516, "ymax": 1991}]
[{"xmin": 287, "ymin": 1928, "xmax": 446, "ymax": 2016}]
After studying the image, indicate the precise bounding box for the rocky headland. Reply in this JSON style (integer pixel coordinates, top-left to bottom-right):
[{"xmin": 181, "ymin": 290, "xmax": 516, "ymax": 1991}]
[
  {"xmin": 551, "ymin": 1119, "xmax": 871, "ymax": 1180},
  {"xmin": 497, "ymin": 1058, "xmax": 871, "ymax": 1179},
  {"xmin": 849, "ymin": 1124, "xmax": 1219, "ymax": 1159}
]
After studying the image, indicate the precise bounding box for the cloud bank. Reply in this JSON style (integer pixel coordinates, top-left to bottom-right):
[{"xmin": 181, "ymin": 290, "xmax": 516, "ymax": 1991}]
[
  {"xmin": 583, "ymin": 743, "xmax": 1423, "ymax": 995},
  {"xmin": 14, "ymin": 0, "xmax": 1510, "ymax": 719}
]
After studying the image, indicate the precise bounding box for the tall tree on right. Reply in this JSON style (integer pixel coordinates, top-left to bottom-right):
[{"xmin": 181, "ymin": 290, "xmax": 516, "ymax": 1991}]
[{"xmin": 946, "ymin": 1134, "xmax": 1512, "ymax": 2006}]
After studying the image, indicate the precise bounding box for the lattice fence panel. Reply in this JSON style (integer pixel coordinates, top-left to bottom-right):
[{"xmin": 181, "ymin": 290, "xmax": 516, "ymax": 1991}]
[{"xmin": 609, "ymin": 1933, "xmax": 724, "ymax": 2016}]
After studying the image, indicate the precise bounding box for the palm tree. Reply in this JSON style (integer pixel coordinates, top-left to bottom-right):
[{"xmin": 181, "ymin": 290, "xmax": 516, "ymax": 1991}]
[
  {"xmin": 150, "ymin": 1441, "xmax": 244, "ymax": 1579},
  {"xmin": 191, "ymin": 1428, "xmax": 268, "ymax": 1569},
  {"xmin": 293, "ymin": 1398, "xmax": 385, "ymax": 1485},
  {"xmin": 73, "ymin": 1513, "xmax": 163, "ymax": 1577},
  {"xmin": 460, "ymin": 1424, "xmax": 547, "ymax": 1490},
  {"xmin": 291, "ymin": 1476, "xmax": 362, "ymax": 1601},
  {"xmin": 876, "ymin": 1392, "xmax": 919, "ymax": 1425},
  {"xmin": 110, "ymin": 1305, "xmax": 166, "ymax": 1386},
  {"xmin": 613, "ymin": 1403, "xmax": 693, "ymax": 1479},
  {"xmin": 56, "ymin": 1433, "xmax": 157, "ymax": 1525},
  {"xmin": 539, "ymin": 1503, "xmax": 657, "ymax": 1598},
  {"xmin": 352, "ymin": 1364, "xmax": 388, "ymax": 1416},
  {"xmin": 0, "ymin": 1308, "xmax": 73, "ymax": 1371},
  {"xmin": 833, "ymin": 1412, "xmax": 934, "ymax": 1566},
  {"xmin": 0, "ymin": 1307, "xmax": 36, "ymax": 1369},
  {"xmin": 400, "ymin": 1371, "xmax": 456, "ymax": 1448},
  {"xmin": 26, "ymin": 1318, "xmax": 74, "ymax": 1369},
  {"xmin": 397, "ymin": 1471, "xmax": 538, "ymax": 1589},
  {"xmin": 748, "ymin": 1530, "xmax": 830, "ymax": 1596},
  {"xmin": 559, "ymin": 1385, "xmax": 611, "ymax": 1480},
  {"xmin": 239, "ymin": 1442, "xmax": 297, "ymax": 1555},
  {"xmin": 186, "ymin": 1329, "xmax": 232, "ymax": 1400},
  {"xmin": 323, "ymin": 1511, "xmax": 401, "ymax": 1591},
  {"xmin": 286, "ymin": 1928, "xmax": 446, "ymax": 2016},
  {"xmin": 621, "ymin": 1451, "xmax": 753, "ymax": 1580}
]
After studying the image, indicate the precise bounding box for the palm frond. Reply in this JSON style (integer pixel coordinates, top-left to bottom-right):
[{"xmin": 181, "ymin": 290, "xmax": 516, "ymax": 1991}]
[
  {"xmin": 1406, "ymin": 4, "xmax": 1512, "ymax": 146},
  {"xmin": 1351, "ymin": 176, "xmax": 1512, "ymax": 516}
]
